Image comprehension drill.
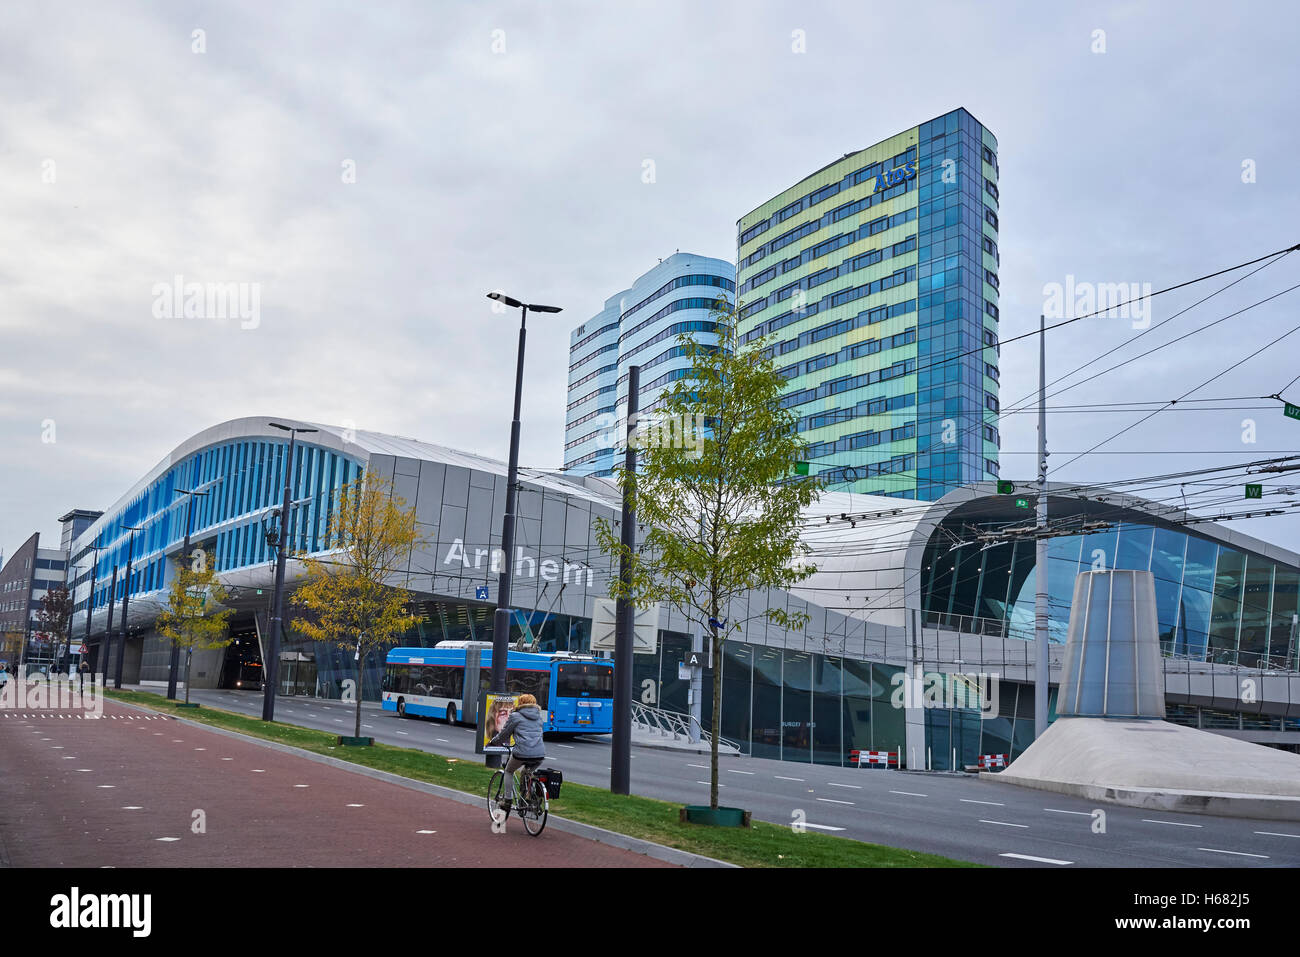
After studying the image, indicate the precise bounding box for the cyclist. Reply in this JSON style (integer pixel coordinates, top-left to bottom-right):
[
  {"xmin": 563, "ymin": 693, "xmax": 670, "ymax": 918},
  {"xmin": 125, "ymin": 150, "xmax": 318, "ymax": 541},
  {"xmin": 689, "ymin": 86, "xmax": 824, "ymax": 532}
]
[{"xmin": 488, "ymin": 693, "xmax": 545, "ymax": 815}]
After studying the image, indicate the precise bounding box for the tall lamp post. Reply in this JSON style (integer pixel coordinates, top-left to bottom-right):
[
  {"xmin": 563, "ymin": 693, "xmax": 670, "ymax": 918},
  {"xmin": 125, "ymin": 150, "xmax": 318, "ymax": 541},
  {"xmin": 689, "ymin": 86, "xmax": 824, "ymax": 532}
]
[
  {"xmin": 167, "ymin": 486, "xmax": 210, "ymax": 700},
  {"xmin": 80, "ymin": 543, "xmax": 104, "ymax": 681},
  {"xmin": 115, "ymin": 525, "xmax": 142, "ymax": 690},
  {"xmin": 484, "ymin": 291, "xmax": 561, "ymax": 767},
  {"xmin": 262, "ymin": 422, "xmax": 317, "ymax": 722}
]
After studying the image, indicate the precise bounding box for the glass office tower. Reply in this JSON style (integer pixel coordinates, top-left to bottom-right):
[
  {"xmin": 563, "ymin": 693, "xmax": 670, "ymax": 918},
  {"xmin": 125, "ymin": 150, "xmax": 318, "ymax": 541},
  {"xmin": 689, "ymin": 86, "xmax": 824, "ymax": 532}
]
[
  {"xmin": 564, "ymin": 253, "xmax": 735, "ymax": 477},
  {"xmin": 736, "ymin": 108, "xmax": 1001, "ymax": 499}
]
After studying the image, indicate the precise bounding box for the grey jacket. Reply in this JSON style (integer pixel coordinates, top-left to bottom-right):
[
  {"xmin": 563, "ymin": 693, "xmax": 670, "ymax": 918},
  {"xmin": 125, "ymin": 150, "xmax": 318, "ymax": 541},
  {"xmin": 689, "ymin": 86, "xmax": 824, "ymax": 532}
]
[{"xmin": 491, "ymin": 704, "xmax": 546, "ymax": 759}]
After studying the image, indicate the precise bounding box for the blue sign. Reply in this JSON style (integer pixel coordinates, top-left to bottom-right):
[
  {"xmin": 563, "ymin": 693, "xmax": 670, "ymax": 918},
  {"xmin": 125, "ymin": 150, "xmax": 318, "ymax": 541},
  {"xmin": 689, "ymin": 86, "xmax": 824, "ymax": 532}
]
[
  {"xmin": 475, "ymin": 586, "xmax": 489, "ymax": 600},
  {"xmin": 874, "ymin": 160, "xmax": 916, "ymax": 193}
]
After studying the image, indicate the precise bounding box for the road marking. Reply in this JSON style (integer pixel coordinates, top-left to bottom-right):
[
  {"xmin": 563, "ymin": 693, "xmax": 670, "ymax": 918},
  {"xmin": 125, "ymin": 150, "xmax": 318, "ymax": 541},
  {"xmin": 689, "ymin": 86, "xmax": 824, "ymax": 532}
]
[
  {"xmin": 1142, "ymin": 819, "xmax": 1202, "ymax": 828},
  {"xmin": 97, "ymin": 785, "xmax": 116, "ymax": 789},
  {"xmin": 960, "ymin": 799, "xmax": 1004, "ymax": 806},
  {"xmin": 62, "ymin": 756, "xmax": 75, "ymax": 760},
  {"xmin": 194, "ymin": 748, "xmax": 205, "ymax": 751},
  {"xmin": 1198, "ymin": 847, "xmax": 1268, "ymax": 859},
  {"xmin": 346, "ymin": 804, "xmax": 365, "ymax": 808},
  {"xmin": 363, "ymin": 725, "xmax": 374, "ymax": 730},
  {"xmin": 395, "ymin": 731, "xmax": 409, "ymax": 735},
  {"xmin": 688, "ymin": 764, "xmax": 709, "ymax": 769},
  {"xmin": 816, "ymin": 797, "xmax": 854, "ymax": 805},
  {"xmin": 416, "ymin": 829, "xmax": 437, "ymax": 834},
  {"xmin": 1044, "ymin": 808, "xmax": 1092, "ymax": 816},
  {"xmin": 76, "ymin": 769, "xmax": 93, "ymax": 772},
  {"xmin": 121, "ymin": 806, "xmax": 143, "ymax": 811},
  {"xmin": 775, "ymin": 775, "xmax": 805, "ymax": 782},
  {"xmin": 801, "ymin": 823, "xmax": 847, "ymax": 832},
  {"xmin": 155, "ymin": 837, "xmax": 180, "ymax": 842},
  {"xmin": 696, "ymin": 781, "xmax": 724, "ymax": 786},
  {"xmin": 221, "ymin": 757, "xmax": 233, "ymax": 761},
  {"xmin": 889, "ymin": 790, "xmax": 928, "ymax": 797},
  {"xmin": 333, "ymin": 718, "xmax": 343, "ymax": 723},
  {"xmin": 251, "ymin": 769, "xmax": 265, "ymax": 773},
  {"xmin": 1255, "ymin": 831, "xmax": 1300, "ymax": 839},
  {"xmin": 980, "ymin": 819, "xmax": 1028, "ymax": 828},
  {"xmin": 1000, "ymin": 852, "xmax": 1072, "ymax": 865},
  {"xmin": 727, "ymin": 769, "xmax": 755, "ymax": 775},
  {"xmin": 557, "ymin": 743, "xmax": 575, "ymax": 749},
  {"xmin": 294, "ymin": 784, "xmax": 309, "ymax": 788},
  {"xmin": 828, "ymin": 782, "xmax": 862, "ymax": 789},
  {"xmin": 436, "ymin": 738, "xmax": 450, "ymax": 743},
  {"xmin": 51, "ymin": 746, "xmax": 63, "ymax": 749}
]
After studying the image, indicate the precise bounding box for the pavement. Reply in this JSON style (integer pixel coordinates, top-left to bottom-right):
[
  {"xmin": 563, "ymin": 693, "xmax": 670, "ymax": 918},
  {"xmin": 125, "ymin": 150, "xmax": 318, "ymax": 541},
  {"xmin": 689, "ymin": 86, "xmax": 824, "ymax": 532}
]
[
  {"xmin": 0, "ymin": 696, "xmax": 679, "ymax": 868},
  {"xmin": 163, "ymin": 687, "xmax": 1300, "ymax": 868}
]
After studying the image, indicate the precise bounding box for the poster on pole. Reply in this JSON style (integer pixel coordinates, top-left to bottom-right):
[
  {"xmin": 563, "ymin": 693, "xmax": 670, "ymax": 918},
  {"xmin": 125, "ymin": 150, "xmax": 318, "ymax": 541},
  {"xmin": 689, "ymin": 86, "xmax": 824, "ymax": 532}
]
[{"xmin": 476, "ymin": 692, "xmax": 519, "ymax": 755}]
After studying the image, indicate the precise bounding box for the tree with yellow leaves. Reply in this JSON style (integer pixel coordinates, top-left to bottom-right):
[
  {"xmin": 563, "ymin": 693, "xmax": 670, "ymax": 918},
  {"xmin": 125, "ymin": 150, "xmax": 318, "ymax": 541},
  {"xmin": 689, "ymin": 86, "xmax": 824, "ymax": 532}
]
[
  {"xmin": 292, "ymin": 475, "xmax": 424, "ymax": 741},
  {"xmin": 156, "ymin": 554, "xmax": 235, "ymax": 705}
]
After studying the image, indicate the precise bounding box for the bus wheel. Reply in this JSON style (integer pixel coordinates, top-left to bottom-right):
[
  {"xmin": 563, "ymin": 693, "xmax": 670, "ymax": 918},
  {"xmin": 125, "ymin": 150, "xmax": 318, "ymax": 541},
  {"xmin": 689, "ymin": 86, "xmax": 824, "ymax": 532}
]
[
  {"xmin": 446, "ymin": 703, "xmax": 457, "ymax": 725},
  {"xmin": 397, "ymin": 698, "xmax": 406, "ymax": 718}
]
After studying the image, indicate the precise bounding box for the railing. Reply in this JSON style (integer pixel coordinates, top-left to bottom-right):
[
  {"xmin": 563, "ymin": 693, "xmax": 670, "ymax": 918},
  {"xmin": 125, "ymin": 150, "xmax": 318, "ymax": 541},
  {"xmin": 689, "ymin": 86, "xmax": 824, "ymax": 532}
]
[{"xmin": 629, "ymin": 703, "xmax": 742, "ymax": 752}]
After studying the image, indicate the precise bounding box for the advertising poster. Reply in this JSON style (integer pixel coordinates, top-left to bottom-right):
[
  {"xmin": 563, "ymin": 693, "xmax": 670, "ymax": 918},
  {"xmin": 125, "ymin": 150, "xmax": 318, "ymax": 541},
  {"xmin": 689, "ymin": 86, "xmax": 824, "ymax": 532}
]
[{"xmin": 477, "ymin": 692, "xmax": 518, "ymax": 754}]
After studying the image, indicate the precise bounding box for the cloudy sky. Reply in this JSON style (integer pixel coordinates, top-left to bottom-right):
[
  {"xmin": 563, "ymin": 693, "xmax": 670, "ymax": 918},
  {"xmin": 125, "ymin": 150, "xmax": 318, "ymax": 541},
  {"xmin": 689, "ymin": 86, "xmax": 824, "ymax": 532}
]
[{"xmin": 3, "ymin": 0, "xmax": 1299, "ymax": 562}]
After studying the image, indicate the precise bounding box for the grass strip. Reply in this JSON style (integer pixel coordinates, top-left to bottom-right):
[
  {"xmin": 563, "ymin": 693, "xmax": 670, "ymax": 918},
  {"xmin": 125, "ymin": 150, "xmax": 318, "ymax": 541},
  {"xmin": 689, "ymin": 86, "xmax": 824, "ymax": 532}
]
[{"xmin": 102, "ymin": 688, "xmax": 980, "ymax": 868}]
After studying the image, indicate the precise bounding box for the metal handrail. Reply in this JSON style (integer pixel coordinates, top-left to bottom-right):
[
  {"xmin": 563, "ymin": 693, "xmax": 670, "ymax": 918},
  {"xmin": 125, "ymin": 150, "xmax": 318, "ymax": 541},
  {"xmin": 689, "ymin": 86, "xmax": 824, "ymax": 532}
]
[{"xmin": 629, "ymin": 703, "xmax": 741, "ymax": 752}]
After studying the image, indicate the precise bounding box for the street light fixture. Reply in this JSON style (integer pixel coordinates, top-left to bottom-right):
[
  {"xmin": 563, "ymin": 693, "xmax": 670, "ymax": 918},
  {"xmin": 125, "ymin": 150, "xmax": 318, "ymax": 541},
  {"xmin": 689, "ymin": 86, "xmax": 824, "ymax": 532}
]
[
  {"xmin": 115, "ymin": 525, "xmax": 142, "ymax": 690},
  {"xmin": 167, "ymin": 485, "xmax": 211, "ymax": 700},
  {"xmin": 262, "ymin": 423, "xmax": 318, "ymax": 722},
  {"xmin": 483, "ymin": 291, "xmax": 561, "ymax": 766}
]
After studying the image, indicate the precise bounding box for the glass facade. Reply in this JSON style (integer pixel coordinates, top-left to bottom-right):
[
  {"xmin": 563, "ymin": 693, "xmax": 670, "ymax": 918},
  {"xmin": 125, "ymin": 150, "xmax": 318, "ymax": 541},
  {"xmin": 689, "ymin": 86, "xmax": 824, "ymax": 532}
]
[
  {"xmin": 735, "ymin": 108, "xmax": 1000, "ymax": 500},
  {"xmin": 921, "ymin": 515, "xmax": 1300, "ymax": 671},
  {"xmin": 564, "ymin": 253, "xmax": 736, "ymax": 477}
]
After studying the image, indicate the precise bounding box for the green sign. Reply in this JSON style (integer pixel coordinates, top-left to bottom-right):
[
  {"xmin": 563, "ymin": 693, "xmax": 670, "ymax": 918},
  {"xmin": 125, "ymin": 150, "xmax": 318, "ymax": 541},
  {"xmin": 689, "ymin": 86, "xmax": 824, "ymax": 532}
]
[
  {"xmin": 996, "ymin": 480, "xmax": 1014, "ymax": 494},
  {"xmin": 794, "ymin": 461, "xmax": 810, "ymax": 476},
  {"xmin": 1245, "ymin": 484, "xmax": 1263, "ymax": 499},
  {"xmin": 1285, "ymin": 403, "xmax": 1300, "ymax": 421},
  {"xmin": 1014, "ymin": 497, "xmax": 1031, "ymax": 509}
]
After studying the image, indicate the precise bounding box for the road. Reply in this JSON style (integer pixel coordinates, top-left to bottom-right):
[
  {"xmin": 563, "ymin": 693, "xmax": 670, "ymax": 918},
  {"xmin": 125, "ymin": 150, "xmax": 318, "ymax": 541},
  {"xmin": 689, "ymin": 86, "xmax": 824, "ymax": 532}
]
[
  {"xmin": 0, "ymin": 696, "xmax": 671, "ymax": 868},
  {"xmin": 166, "ymin": 687, "xmax": 1300, "ymax": 867}
]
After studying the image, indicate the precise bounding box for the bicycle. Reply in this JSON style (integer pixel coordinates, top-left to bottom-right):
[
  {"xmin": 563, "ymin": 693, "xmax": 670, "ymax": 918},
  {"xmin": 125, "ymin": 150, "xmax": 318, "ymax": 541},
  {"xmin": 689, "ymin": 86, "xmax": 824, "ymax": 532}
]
[{"xmin": 486, "ymin": 746, "xmax": 548, "ymax": 836}]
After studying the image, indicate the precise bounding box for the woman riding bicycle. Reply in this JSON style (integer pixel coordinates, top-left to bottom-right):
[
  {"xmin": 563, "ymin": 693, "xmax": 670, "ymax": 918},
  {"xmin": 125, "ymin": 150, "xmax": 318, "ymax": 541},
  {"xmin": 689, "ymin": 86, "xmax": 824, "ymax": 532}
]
[{"xmin": 488, "ymin": 693, "xmax": 545, "ymax": 814}]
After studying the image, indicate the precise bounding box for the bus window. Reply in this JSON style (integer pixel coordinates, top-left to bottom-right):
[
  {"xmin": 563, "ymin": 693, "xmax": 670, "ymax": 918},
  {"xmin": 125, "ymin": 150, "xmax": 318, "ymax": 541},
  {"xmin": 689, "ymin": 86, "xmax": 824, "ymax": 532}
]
[{"xmin": 557, "ymin": 663, "xmax": 613, "ymax": 698}]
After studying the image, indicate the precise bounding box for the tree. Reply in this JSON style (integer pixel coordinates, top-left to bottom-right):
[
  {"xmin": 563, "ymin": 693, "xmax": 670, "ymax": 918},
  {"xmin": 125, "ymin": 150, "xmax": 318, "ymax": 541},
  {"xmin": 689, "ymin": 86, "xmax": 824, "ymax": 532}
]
[
  {"xmin": 595, "ymin": 304, "xmax": 822, "ymax": 809},
  {"xmin": 156, "ymin": 554, "xmax": 235, "ymax": 704},
  {"xmin": 37, "ymin": 584, "xmax": 74, "ymax": 674},
  {"xmin": 291, "ymin": 475, "xmax": 424, "ymax": 740}
]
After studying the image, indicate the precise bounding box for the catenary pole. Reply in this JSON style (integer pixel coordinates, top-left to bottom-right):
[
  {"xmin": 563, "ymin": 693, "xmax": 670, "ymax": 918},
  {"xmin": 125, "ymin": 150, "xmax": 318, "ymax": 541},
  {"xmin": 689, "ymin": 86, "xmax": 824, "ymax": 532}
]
[
  {"xmin": 611, "ymin": 365, "xmax": 639, "ymax": 795},
  {"xmin": 1034, "ymin": 313, "xmax": 1050, "ymax": 738}
]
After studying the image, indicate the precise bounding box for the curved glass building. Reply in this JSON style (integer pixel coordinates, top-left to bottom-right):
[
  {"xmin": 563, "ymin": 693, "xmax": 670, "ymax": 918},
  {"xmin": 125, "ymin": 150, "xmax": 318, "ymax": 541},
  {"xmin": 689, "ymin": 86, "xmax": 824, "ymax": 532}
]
[{"xmin": 564, "ymin": 253, "xmax": 735, "ymax": 476}]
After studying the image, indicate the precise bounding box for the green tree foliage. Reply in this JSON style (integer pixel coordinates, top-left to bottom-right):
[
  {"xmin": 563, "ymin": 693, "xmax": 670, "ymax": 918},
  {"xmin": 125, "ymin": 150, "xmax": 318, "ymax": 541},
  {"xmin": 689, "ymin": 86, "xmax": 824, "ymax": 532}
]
[
  {"xmin": 156, "ymin": 553, "xmax": 235, "ymax": 704},
  {"xmin": 596, "ymin": 304, "xmax": 821, "ymax": 808},
  {"xmin": 292, "ymin": 476, "xmax": 424, "ymax": 740},
  {"xmin": 36, "ymin": 584, "xmax": 73, "ymax": 672}
]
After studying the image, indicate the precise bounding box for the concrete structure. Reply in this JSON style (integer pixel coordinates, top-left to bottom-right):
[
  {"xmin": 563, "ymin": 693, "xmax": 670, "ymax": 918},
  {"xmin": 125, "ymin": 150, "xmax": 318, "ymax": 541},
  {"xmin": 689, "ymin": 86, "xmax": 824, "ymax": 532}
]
[
  {"xmin": 998, "ymin": 570, "xmax": 1300, "ymax": 819},
  {"xmin": 564, "ymin": 253, "xmax": 735, "ymax": 476},
  {"xmin": 63, "ymin": 417, "xmax": 1300, "ymax": 767},
  {"xmin": 735, "ymin": 107, "xmax": 1001, "ymax": 500}
]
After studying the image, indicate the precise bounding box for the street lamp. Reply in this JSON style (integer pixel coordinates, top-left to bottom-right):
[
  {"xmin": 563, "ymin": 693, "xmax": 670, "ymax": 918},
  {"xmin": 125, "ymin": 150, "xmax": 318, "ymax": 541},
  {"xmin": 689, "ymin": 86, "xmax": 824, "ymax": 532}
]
[
  {"xmin": 262, "ymin": 422, "xmax": 318, "ymax": 722},
  {"xmin": 483, "ymin": 291, "xmax": 561, "ymax": 766},
  {"xmin": 167, "ymin": 485, "xmax": 211, "ymax": 700},
  {"xmin": 115, "ymin": 525, "xmax": 142, "ymax": 690},
  {"xmin": 80, "ymin": 542, "xmax": 106, "ymax": 682}
]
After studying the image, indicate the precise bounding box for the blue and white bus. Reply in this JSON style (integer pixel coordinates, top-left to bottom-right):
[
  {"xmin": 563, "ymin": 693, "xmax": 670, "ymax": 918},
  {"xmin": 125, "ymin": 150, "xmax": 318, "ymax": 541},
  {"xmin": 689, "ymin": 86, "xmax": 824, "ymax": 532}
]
[{"xmin": 380, "ymin": 642, "xmax": 614, "ymax": 735}]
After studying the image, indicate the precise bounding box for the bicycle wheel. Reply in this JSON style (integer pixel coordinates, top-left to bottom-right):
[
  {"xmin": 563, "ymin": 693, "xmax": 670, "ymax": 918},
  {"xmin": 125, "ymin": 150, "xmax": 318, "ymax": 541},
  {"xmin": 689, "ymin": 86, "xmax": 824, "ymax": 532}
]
[
  {"xmin": 522, "ymin": 776, "xmax": 548, "ymax": 836},
  {"xmin": 487, "ymin": 770, "xmax": 506, "ymax": 820}
]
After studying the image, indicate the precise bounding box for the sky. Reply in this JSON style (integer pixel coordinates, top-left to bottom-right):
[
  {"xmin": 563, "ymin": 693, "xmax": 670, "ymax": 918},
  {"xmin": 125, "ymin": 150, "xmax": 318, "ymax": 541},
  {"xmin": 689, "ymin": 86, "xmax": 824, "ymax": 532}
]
[{"xmin": 3, "ymin": 0, "xmax": 1300, "ymax": 563}]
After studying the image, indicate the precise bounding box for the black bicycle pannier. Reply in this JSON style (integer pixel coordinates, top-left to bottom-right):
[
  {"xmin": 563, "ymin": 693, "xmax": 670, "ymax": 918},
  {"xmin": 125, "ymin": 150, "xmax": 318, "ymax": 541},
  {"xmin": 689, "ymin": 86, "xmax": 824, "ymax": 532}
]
[{"xmin": 536, "ymin": 767, "xmax": 562, "ymax": 799}]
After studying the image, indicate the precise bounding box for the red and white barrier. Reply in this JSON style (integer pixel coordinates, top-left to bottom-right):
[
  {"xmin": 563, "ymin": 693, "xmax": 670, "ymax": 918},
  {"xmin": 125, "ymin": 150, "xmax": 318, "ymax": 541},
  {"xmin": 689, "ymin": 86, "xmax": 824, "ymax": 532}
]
[
  {"xmin": 978, "ymin": 753, "xmax": 1008, "ymax": 770},
  {"xmin": 850, "ymin": 749, "xmax": 899, "ymax": 768}
]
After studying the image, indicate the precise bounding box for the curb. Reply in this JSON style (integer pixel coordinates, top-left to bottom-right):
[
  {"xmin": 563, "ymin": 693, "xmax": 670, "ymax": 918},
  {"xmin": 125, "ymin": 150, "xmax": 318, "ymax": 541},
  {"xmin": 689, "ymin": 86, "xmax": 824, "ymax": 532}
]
[{"xmin": 108, "ymin": 696, "xmax": 738, "ymax": 869}]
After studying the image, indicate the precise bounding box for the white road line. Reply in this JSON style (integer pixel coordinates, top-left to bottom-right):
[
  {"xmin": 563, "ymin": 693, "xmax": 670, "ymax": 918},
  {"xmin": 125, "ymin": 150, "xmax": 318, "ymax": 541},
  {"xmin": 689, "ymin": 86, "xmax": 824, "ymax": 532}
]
[
  {"xmin": 1142, "ymin": 819, "xmax": 1203, "ymax": 828},
  {"xmin": 889, "ymin": 790, "xmax": 928, "ymax": 797},
  {"xmin": 1255, "ymin": 831, "xmax": 1300, "ymax": 839},
  {"xmin": 960, "ymin": 798, "xmax": 1004, "ymax": 806},
  {"xmin": 696, "ymin": 781, "xmax": 724, "ymax": 786},
  {"xmin": 221, "ymin": 757, "xmax": 233, "ymax": 761},
  {"xmin": 727, "ymin": 769, "xmax": 755, "ymax": 775},
  {"xmin": 556, "ymin": 743, "xmax": 575, "ymax": 748},
  {"xmin": 294, "ymin": 784, "xmax": 309, "ymax": 788},
  {"xmin": 775, "ymin": 775, "xmax": 805, "ymax": 782},
  {"xmin": 801, "ymin": 823, "xmax": 847, "ymax": 832},
  {"xmin": 688, "ymin": 764, "xmax": 709, "ymax": 769},
  {"xmin": 155, "ymin": 837, "xmax": 180, "ymax": 842},
  {"xmin": 121, "ymin": 807, "xmax": 143, "ymax": 811},
  {"xmin": 416, "ymin": 829, "xmax": 436, "ymax": 834},
  {"xmin": 346, "ymin": 804, "xmax": 365, "ymax": 808},
  {"xmin": 816, "ymin": 797, "xmax": 854, "ymax": 805},
  {"xmin": 251, "ymin": 769, "xmax": 265, "ymax": 773},
  {"xmin": 828, "ymin": 782, "xmax": 862, "ymax": 789},
  {"xmin": 436, "ymin": 738, "xmax": 450, "ymax": 743},
  {"xmin": 395, "ymin": 730, "xmax": 409, "ymax": 735},
  {"xmin": 1044, "ymin": 808, "xmax": 1092, "ymax": 816},
  {"xmin": 980, "ymin": 819, "xmax": 1028, "ymax": 828},
  {"xmin": 1000, "ymin": 852, "xmax": 1072, "ymax": 865},
  {"xmin": 97, "ymin": 785, "xmax": 116, "ymax": 789},
  {"xmin": 1198, "ymin": 848, "xmax": 1269, "ymax": 859}
]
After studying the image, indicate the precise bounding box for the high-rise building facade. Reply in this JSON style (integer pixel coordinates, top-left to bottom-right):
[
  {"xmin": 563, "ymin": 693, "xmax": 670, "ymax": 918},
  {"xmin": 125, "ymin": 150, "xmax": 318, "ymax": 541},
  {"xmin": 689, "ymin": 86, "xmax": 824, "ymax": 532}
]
[
  {"xmin": 735, "ymin": 108, "xmax": 1001, "ymax": 499},
  {"xmin": 563, "ymin": 252, "xmax": 735, "ymax": 476}
]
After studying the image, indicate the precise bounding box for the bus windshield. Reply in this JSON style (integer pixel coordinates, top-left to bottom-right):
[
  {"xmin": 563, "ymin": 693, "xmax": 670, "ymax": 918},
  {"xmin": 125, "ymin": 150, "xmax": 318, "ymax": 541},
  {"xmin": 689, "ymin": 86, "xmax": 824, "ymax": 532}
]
[{"xmin": 556, "ymin": 662, "xmax": 613, "ymax": 698}]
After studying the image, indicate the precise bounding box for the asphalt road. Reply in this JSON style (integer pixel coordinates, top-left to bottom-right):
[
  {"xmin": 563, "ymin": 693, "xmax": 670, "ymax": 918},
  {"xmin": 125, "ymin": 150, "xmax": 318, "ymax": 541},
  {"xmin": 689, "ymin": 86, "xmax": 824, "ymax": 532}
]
[{"xmin": 165, "ymin": 687, "xmax": 1300, "ymax": 868}]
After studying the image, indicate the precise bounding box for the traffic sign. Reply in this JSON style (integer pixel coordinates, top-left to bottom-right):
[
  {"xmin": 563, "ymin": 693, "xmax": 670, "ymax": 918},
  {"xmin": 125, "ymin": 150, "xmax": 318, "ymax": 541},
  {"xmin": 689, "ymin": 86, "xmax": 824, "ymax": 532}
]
[
  {"xmin": 589, "ymin": 598, "xmax": 659, "ymax": 654},
  {"xmin": 684, "ymin": 650, "xmax": 706, "ymax": 668},
  {"xmin": 794, "ymin": 461, "xmax": 810, "ymax": 476},
  {"xmin": 1245, "ymin": 484, "xmax": 1263, "ymax": 499},
  {"xmin": 1285, "ymin": 403, "xmax": 1300, "ymax": 421},
  {"xmin": 474, "ymin": 586, "xmax": 489, "ymax": 600},
  {"xmin": 1014, "ymin": 497, "xmax": 1031, "ymax": 509}
]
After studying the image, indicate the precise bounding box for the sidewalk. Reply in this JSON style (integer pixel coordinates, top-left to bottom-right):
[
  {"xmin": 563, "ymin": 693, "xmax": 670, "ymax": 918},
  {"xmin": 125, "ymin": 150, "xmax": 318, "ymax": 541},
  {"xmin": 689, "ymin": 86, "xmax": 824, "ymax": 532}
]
[{"xmin": 0, "ymin": 698, "xmax": 677, "ymax": 868}]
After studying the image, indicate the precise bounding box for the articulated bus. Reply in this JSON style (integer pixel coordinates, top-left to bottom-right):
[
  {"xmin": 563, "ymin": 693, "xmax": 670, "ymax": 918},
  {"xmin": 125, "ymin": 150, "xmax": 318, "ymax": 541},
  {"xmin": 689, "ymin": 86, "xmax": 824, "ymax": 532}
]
[{"xmin": 380, "ymin": 642, "xmax": 614, "ymax": 735}]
